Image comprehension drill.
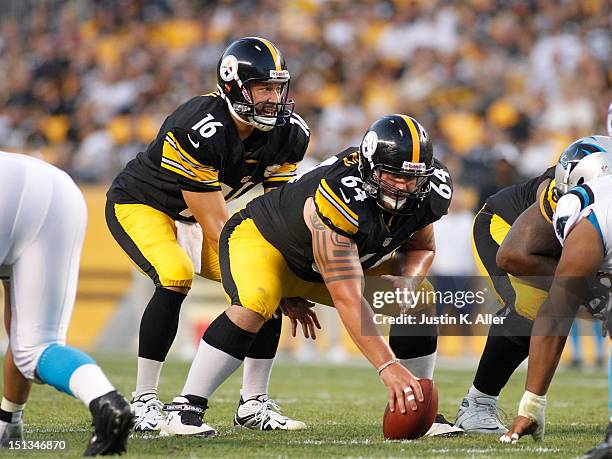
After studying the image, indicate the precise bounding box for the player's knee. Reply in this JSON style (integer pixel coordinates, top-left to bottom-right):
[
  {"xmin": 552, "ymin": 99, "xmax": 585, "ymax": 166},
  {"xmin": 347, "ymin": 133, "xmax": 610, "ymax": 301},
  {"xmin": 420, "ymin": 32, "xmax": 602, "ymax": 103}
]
[
  {"xmin": 496, "ymin": 244, "xmax": 527, "ymax": 275},
  {"xmin": 157, "ymin": 257, "xmax": 195, "ymax": 287},
  {"xmin": 389, "ymin": 333, "xmax": 438, "ymax": 359},
  {"xmin": 12, "ymin": 342, "xmax": 56, "ymax": 380},
  {"xmin": 411, "ymin": 279, "xmax": 436, "ymax": 312},
  {"xmin": 34, "ymin": 344, "xmax": 95, "ymax": 395},
  {"xmin": 238, "ymin": 287, "xmax": 279, "ymax": 321},
  {"xmin": 498, "ymin": 307, "xmax": 534, "ymax": 336}
]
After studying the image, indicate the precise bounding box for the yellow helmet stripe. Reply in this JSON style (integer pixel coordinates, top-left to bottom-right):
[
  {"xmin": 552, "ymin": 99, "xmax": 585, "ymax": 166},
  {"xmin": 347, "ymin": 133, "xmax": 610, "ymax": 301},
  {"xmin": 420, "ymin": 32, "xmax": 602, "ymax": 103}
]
[
  {"xmin": 258, "ymin": 38, "xmax": 282, "ymax": 71},
  {"xmin": 400, "ymin": 115, "xmax": 421, "ymax": 163}
]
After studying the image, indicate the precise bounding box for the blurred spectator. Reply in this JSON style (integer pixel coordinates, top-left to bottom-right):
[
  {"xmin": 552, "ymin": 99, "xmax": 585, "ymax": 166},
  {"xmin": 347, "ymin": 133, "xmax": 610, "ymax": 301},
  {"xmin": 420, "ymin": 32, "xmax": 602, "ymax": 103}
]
[
  {"xmin": 0, "ymin": 0, "xmax": 609, "ymax": 188},
  {"xmin": 568, "ymin": 320, "xmax": 605, "ymax": 369}
]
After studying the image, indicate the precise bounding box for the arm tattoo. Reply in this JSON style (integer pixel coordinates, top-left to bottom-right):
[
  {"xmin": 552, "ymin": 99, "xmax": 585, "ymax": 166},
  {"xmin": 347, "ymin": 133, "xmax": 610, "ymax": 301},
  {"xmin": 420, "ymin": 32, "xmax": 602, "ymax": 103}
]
[{"xmin": 310, "ymin": 211, "xmax": 363, "ymax": 284}]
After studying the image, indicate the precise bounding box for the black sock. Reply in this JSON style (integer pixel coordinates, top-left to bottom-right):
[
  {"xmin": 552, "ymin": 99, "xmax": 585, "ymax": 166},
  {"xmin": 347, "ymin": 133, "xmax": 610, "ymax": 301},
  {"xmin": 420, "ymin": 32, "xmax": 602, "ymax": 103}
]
[
  {"xmin": 247, "ymin": 314, "xmax": 282, "ymax": 359},
  {"xmin": 473, "ymin": 313, "xmax": 532, "ymax": 396},
  {"xmin": 138, "ymin": 287, "xmax": 187, "ymax": 361}
]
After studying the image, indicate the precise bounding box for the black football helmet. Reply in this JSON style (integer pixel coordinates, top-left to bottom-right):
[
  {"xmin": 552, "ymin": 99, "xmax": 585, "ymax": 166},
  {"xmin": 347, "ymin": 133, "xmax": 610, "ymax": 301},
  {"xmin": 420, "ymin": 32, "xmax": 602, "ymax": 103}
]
[
  {"xmin": 217, "ymin": 36, "xmax": 294, "ymax": 131},
  {"xmin": 358, "ymin": 114, "xmax": 434, "ymax": 214}
]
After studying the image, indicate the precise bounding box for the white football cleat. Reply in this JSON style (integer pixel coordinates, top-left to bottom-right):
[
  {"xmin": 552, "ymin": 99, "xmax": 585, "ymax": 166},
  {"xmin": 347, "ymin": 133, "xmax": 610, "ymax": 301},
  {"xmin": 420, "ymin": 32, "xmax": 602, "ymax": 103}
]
[
  {"xmin": 0, "ymin": 411, "xmax": 23, "ymax": 447},
  {"xmin": 455, "ymin": 395, "xmax": 508, "ymax": 434},
  {"xmin": 425, "ymin": 414, "xmax": 465, "ymax": 437},
  {"xmin": 131, "ymin": 392, "xmax": 166, "ymax": 432},
  {"xmin": 234, "ymin": 394, "xmax": 306, "ymax": 431},
  {"xmin": 159, "ymin": 396, "xmax": 216, "ymax": 437}
]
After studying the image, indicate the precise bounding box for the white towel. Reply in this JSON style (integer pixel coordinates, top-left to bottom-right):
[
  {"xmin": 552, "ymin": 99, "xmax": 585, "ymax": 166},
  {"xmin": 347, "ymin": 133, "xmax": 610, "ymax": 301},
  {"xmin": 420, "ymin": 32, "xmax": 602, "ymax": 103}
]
[{"xmin": 176, "ymin": 220, "xmax": 203, "ymax": 275}]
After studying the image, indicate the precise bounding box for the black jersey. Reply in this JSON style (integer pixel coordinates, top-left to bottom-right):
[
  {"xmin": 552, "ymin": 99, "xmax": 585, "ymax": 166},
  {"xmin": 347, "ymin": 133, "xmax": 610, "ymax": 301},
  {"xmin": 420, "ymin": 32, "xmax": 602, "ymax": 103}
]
[
  {"xmin": 107, "ymin": 92, "xmax": 310, "ymax": 222},
  {"xmin": 247, "ymin": 148, "xmax": 453, "ymax": 282},
  {"xmin": 485, "ymin": 166, "xmax": 557, "ymax": 225}
]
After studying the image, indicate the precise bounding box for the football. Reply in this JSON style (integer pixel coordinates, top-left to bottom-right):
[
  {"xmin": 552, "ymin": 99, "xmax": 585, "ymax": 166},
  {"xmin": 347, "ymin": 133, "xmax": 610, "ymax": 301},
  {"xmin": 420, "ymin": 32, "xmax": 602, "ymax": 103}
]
[{"xmin": 382, "ymin": 379, "xmax": 438, "ymax": 440}]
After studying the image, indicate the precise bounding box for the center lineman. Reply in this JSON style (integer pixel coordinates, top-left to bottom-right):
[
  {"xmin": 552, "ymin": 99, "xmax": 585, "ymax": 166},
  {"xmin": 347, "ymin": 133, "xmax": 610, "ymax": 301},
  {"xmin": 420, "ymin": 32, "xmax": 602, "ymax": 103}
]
[
  {"xmin": 158, "ymin": 114, "xmax": 462, "ymax": 437},
  {"xmin": 105, "ymin": 37, "xmax": 310, "ymax": 432}
]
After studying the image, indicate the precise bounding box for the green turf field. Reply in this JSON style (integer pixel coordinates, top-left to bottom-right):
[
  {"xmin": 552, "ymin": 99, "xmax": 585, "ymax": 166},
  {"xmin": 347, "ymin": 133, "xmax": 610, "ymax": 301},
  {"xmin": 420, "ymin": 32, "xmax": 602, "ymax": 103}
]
[{"xmin": 4, "ymin": 355, "xmax": 607, "ymax": 458}]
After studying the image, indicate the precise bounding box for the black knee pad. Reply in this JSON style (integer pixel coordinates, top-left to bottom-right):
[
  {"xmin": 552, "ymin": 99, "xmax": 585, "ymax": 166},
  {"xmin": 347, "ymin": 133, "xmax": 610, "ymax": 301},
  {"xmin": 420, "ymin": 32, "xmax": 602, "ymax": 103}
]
[
  {"xmin": 202, "ymin": 312, "xmax": 257, "ymax": 360},
  {"xmin": 389, "ymin": 322, "xmax": 438, "ymax": 359}
]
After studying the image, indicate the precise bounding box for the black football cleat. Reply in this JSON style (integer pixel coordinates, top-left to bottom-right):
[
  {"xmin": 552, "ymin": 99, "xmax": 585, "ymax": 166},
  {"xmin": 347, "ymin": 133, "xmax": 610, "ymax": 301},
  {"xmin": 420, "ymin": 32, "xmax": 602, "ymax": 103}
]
[
  {"xmin": 84, "ymin": 390, "xmax": 135, "ymax": 456},
  {"xmin": 581, "ymin": 441, "xmax": 612, "ymax": 459},
  {"xmin": 581, "ymin": 423, "xmax": 612, "ymax": 459}
]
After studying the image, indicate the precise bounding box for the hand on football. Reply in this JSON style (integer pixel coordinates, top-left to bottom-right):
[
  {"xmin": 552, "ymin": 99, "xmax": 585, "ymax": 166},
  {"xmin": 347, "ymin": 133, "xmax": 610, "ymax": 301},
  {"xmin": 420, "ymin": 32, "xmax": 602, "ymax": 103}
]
[
  {"xmin": 500, "ymin": 416, "xmax": 541, "ymax": 443},
  {"xmin": 279, "ymin": 297, "xmax": 322, "ymax": 339},
  {"xmin": 379, "ymin": 363, "xmax": 423, "ymax": 414}
]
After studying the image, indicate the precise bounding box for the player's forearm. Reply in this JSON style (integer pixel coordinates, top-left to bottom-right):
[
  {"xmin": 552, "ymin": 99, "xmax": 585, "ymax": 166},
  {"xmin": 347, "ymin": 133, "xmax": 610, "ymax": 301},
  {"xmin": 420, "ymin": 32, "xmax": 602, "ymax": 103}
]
[
  {"xmin": 333, "ymin": 297, "xmax": 395, "ymax": 368},
  {"xmin": 182, "ymin": 190, "xmax": 228, "ymax": 255},
  {"xmin": 525, "ymin": 334, "xmax": 566, "ymax": 395},
  {"xmin": 194, "ymin": 214, "xmax": 224, "ymax": 254},
  {"xmin": 526, "ymin": 281, "xmax": 581, "ymax": 395}
]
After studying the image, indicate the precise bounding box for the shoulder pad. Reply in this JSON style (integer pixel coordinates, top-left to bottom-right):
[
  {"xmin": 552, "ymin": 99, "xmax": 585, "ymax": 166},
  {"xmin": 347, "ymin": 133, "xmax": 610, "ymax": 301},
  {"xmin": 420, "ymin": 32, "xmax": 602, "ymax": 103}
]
[
  {"xmin": 427, "ymin": 159, "xmax": 453, "ymax": 218},
  {"xmin": 160, "ymin": 127, "xmax": 222, "ymax": 189},
  {"xmin": 273, "ymin": 112, "xmax": 310, "ymax": 163},
  {"xmin": 288, "ymin": 112, "xmax": 310, "ymax": 139},
  {"xmin": 340, "ymin": 149, "xmax": 360, "ymax": 167},
  {"xmin": 567, "ymin": 183, "xmax": 595, "ymax": 211},
  {"xmin": 314, "ymin": 175, "xmax": 367, "ymax": 237},
  {"xmin": 538, "ymin": 178, "xmax": 559, "ymax": 224},
  {"xmin": 553, "ymin": 192, "xmax": 584, "ymax": 245}
]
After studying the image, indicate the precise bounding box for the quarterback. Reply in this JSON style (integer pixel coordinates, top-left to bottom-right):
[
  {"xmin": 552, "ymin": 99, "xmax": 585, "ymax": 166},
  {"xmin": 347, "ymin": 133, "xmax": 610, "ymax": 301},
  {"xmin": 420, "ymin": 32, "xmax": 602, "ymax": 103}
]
[
  {"xmin": 0, "ymin": 152, "xmax": 133, "ymax": 455},
  {"xmin": 157, "ymin": 114, "xmax": 463, "ymax": 437},
  {"xmin": 106, "ymin": 37, "xmax": 310, "ymax": 432}
]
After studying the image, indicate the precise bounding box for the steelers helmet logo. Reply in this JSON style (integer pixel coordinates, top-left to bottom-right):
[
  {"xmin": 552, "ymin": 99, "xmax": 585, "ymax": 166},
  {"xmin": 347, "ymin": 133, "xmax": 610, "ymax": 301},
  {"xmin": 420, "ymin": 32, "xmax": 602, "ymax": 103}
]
[
  {"xmin": 361, "ymin": 131, "xmax": 378, "ymax": 159},
  {"xmin": 220, "ymin": 55, "xmax": 238, "ymax": 82}
]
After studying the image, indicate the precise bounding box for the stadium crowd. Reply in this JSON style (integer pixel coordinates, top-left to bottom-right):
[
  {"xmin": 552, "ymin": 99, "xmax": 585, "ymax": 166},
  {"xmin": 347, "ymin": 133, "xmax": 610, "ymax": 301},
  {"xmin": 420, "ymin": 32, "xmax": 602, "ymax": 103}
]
[{"xmin": 0, "ymin": 0, "xmax": 610, "ymax": 209}]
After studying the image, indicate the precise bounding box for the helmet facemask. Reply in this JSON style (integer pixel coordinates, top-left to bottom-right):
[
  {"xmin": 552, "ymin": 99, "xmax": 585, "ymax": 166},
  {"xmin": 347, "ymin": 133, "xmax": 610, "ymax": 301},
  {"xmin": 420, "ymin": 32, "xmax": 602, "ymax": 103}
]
[
  {"xmin": 363, "ymin": 164, "xmax": 433, "ymax": 215},
  {"xmin": 358, "ymin": 115, "xmax": 436, "ymax": 215},
  {"xmin": 220, "ymin": 73, "xmax": 294, "ymax": 132},
  {"xmin": 218, "ymin": 38, "xmax": 295, "ymax": 132}
]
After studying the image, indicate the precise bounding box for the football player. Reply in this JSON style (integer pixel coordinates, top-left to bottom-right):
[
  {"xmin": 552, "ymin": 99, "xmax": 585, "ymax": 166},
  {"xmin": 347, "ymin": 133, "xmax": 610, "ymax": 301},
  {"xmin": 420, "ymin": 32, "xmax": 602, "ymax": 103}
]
[
  {"xmin": 105, "ymin": 37, "xmax": 311, "ymax": 432},
  {"xmin": 499, "ymin": 157, "xmax": 612, "ymax": 457},
  {"xmin": 455, "ymin": 135, "xmax": 612, "ymax": 434},
  {"xmin": 156, "ymin": 114, "xmax": 462, "ymax": 436},
  {"xmin": 0, "ymin": 152, "xmax": 134, "ymax": 455},
  {"xmin": 501, "ymin": 114, "xmax": 612, "ymax": 459}
]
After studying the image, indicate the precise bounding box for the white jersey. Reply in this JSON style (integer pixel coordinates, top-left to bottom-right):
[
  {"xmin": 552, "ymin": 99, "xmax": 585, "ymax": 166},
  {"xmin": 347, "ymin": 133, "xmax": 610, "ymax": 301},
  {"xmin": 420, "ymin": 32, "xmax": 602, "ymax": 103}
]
[
  {"xmin": 553, "ymin": 175, "xmax": 612, "ymax": 273},
  {"xmin": 0, "ymin": 151, "xmax": 87, "ymax": 379}
]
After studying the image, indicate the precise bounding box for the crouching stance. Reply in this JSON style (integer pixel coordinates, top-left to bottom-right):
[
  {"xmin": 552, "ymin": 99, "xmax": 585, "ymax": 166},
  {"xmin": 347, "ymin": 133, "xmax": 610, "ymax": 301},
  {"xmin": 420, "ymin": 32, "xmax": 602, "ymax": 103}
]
[
  {"xmin": 160, "ymin": 114, "xmax": 462, "ymax": 437},
  {"xmin": 0, "ymin": 152, "xmax": 133, "ymax": 456},
  {"xmin": 499, "ymin": 149, "xmax": 612, "ymax": 459}
]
